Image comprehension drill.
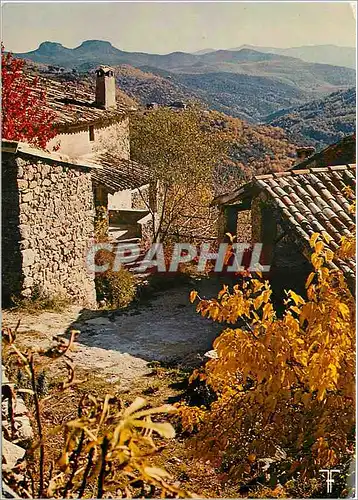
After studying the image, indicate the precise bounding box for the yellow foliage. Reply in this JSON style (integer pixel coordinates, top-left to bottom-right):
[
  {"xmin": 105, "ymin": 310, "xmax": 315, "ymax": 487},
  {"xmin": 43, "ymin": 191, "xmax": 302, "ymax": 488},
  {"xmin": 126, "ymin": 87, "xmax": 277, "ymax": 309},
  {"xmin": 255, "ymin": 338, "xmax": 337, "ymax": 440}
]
[{"xmin": 182, "ymin": 232, "xmax": 355, "ymax": 491}]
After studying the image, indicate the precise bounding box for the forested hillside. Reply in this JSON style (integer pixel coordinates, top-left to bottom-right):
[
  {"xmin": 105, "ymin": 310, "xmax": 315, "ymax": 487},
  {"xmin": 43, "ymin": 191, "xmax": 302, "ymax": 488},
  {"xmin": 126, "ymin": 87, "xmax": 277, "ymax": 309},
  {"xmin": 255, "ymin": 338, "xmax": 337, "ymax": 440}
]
[
  {"xmin": 266, "ymin": 88, "xmax": 356, "ymax": 149},
  {"xmin": 26, "ymin": 60, "xmax": 297, "ymax": 191},
  {"xmin": 15, "ymin": 41, "xmax": 356, "ymax": 123}
]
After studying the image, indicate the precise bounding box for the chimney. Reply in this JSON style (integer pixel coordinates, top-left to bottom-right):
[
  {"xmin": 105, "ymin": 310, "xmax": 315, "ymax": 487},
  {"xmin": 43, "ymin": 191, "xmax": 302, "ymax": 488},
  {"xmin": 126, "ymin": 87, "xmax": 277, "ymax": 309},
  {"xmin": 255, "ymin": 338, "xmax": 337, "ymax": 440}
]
[
  {"xmin": 95, "ymin": 66, "xmax": 116, "ymax": 109},
  {"xmin": 296, "ymin": 146, "xmax": 315, "ymax": 161}
]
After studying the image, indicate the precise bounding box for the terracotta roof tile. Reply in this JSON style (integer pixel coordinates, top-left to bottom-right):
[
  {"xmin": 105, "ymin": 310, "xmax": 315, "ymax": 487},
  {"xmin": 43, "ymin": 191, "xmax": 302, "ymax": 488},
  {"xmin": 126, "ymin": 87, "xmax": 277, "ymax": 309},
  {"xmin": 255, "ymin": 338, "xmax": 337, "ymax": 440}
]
[{"xmin": 251, "ymin": 164, "xmax": 356, "ymax": 279}]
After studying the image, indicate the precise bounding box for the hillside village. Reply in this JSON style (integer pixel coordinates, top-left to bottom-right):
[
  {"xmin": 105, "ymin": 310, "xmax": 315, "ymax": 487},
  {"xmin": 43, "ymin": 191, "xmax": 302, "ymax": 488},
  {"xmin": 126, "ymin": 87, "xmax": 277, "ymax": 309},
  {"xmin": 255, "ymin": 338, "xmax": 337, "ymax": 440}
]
[{"xmin": 1, "ymin": 27, "xmax": 356, "ymax": 500}]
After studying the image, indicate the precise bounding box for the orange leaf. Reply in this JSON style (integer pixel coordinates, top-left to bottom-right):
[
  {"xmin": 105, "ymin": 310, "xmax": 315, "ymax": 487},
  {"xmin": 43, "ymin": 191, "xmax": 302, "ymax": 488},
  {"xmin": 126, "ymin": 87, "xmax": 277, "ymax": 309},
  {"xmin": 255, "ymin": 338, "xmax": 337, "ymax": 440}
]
[{"xmin": 189, "ymin": 290, "xmax": 198, "ymax": 303}]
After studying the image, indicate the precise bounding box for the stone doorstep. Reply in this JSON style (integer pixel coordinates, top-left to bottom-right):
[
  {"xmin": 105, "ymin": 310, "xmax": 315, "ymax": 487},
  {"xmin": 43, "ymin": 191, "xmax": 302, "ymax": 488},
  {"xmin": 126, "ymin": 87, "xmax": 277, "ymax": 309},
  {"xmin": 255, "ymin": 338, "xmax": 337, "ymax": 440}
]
[
  {"xmin": 2, "ymin": 397, "xmax": 29, "ymax": 419},
  {"xmin": 2, "ymin": 365, "xmax": 9, "ymax": 385}
]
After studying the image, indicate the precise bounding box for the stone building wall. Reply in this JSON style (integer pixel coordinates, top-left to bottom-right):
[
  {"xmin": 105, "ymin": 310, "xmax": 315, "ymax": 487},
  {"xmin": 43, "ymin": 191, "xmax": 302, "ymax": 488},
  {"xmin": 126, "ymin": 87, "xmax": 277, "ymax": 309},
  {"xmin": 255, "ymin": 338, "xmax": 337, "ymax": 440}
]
[
  {"xmin": 131, "ymin": 185, "xmax": 150, "ymax": 210},
  {"xmin": 236, "ymin": 210, "xmax": 252, "ymax": 242},
  {"xmin": 2, "ymin": 157, "xmax": 22, "ymax": 302},
  {"xmin": 108, "ymin": 189, "xmax": 132, "ymax": 210},
  {"xmin": 46, "ymin": 117, "xmax": 130, "ymax": 160},
  {"xmin": 2, "ymin": 152, "xmax": 97, "ymax": 307}
]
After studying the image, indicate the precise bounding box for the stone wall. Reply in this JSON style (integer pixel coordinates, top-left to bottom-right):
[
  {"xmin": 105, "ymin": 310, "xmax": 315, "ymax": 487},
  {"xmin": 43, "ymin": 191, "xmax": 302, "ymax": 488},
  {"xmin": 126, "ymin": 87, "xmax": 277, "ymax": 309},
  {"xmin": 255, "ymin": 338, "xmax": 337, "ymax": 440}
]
[
  {"xmin": 46, "ymin": 117, "xmax": 130, "ymax": 160},
  {"xmin": 131, "ymin": 185, "xmax": 150, "ymax": 210},
  {"xmin": 2, "ymin": 159, "xmax": 22, "ymax": 302},
  {"xmin": 2, "ymin": 153, "xmax": 97, "ymax": 307},
  {"xmin": 237, "ymin": 210, "xmax": 252, "ymax": 243}
]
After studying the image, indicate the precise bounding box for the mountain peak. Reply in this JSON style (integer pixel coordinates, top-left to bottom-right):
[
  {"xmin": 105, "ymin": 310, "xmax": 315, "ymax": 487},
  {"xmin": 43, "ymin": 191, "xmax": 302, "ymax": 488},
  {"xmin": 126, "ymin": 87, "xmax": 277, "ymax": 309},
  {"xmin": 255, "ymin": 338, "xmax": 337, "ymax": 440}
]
[
  {"xmin": 37, "ymin": 41, "xmax": 67, "ymax": 53},
  {"xmin": 73, "ymin": 40, "xmax": 121, "ymax": 56},
  {"xmin": 77, "ymin": 40, "xmax": 114, "ymax": 48}
]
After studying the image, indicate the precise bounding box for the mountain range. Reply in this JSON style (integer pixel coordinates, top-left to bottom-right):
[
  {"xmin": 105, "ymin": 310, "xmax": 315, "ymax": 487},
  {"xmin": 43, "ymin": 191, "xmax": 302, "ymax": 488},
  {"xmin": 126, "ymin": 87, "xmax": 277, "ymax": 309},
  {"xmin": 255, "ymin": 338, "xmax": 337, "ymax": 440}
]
[
  {"xmin": 17, "ymin": 40, "xmax": 356, "ymax": 69},
  {"xmin": 15, "ymin": 40, "xmax": 355, "ymax": 124},
  {"xmin": 196, "ymin": 44, "xmax": 356, "ymax": 69}
]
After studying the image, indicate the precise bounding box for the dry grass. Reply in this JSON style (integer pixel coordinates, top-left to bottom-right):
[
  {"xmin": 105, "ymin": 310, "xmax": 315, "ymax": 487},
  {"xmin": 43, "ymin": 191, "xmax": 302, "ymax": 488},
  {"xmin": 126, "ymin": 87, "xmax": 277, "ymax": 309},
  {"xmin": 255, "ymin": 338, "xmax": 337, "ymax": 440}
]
[
  {"xmin": 2, "ymin": 333, "xmax": 217, "ymax": 497},
  {"xmin": 2, "ymin": 325, "xmax": 241, "ymax": 498},
  {"xmin": 10, "ymin": 293, "xmax": 71, "ymax": 315}
]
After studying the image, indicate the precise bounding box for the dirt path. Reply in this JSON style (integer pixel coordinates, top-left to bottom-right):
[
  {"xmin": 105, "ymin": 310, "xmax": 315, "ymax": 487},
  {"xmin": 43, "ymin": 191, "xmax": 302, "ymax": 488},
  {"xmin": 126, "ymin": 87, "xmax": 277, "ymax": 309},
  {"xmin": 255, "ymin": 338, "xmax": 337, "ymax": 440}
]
[{"xmin": 2, "ymin": 278, "xmax": 223, "ymax": 390}]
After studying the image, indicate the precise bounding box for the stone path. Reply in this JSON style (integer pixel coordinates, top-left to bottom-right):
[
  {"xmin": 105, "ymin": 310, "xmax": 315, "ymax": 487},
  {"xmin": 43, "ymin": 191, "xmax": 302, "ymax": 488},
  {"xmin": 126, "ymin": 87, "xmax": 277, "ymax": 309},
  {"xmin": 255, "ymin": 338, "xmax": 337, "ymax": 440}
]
[{"xmin": 2, "ymin": 279, "xmax": 223, "ymax": 390}]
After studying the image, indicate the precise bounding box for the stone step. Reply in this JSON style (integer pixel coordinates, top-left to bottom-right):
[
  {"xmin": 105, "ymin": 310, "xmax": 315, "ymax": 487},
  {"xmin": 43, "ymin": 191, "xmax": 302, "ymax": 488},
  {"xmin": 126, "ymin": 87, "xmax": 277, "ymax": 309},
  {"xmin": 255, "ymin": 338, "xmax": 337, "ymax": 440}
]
[{"xmin": 112, "ymin": 237, "xmax": 141, "ymax": 245}]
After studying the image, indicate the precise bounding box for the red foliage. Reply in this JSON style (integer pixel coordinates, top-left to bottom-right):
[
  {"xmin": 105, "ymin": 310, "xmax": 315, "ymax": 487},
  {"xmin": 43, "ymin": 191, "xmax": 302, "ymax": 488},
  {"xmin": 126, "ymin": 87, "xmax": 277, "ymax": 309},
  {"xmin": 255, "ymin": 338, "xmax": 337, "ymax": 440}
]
[{"xmin": 1, "ymin": 45, "xmax": 59, "ymax": 150}]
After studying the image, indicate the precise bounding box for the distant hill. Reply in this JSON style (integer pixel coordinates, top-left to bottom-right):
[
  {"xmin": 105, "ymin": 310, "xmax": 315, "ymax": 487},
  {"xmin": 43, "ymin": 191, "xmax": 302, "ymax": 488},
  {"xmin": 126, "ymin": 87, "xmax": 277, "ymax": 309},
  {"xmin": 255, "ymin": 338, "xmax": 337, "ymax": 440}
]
[
  {"xmin": 15, "ymin": 41, "xmax": 355, "ymax": 89},
  {"xmin": 193, "ymin": 48, "xmax": 216, "ymax": 55},
  {"xmin": 113, "ymin": 65, "xmax": 202, "ymax": 108},
  {"xmin": 23, "ymin": 62, "xmax": 298, "ymax": 188},
  {"xmin": 14, "ymin": 40, "xmax": 355, "ymax": 123},
  {"xmin": 15, "ymin": 40, "xmax": 356, "ymax": 126},
  {"xmin": 173, "ymin": 72, "xmax": 306, "ymax": 122},
  {"xmin": 266, "ymin": 88, "xmax": 356, "ymax": 149},
  {"xmin": 231, "ymin": 44, "xmax": 356, "ymax": 70}
]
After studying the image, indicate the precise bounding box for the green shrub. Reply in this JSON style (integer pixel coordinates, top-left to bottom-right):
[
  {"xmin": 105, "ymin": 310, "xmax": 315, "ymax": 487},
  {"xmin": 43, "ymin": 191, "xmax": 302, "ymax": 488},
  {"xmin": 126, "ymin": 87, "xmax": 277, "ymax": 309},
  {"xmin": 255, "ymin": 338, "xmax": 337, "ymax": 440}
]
[{"xmin": 95, "ymin": 267, "xmax": 136, "ymax": 309}]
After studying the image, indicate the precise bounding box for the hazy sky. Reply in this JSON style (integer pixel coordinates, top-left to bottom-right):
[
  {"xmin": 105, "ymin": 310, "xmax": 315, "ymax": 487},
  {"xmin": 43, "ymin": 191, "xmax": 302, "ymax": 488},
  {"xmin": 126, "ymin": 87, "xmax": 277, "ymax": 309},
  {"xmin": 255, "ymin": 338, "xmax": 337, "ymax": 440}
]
[{"xmin": 1, "ymin": 2, "xmax": 356, "ymax": 55}]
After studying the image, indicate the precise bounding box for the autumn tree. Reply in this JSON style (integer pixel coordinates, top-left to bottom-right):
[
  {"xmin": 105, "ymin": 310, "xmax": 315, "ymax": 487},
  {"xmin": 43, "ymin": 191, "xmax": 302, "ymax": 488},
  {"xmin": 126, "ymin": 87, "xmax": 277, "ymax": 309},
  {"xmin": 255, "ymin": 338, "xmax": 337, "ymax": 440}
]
[
  {"xmin": 1, "ymin": 45, "xmax": 58, "ymax": 150},
  {"xmin": 179, "ymin": 218, "xmax": 355, "ymax": 496},
  {"xmin": 130, "ymin": 106, "xmax": 229, "ymax": 242}
]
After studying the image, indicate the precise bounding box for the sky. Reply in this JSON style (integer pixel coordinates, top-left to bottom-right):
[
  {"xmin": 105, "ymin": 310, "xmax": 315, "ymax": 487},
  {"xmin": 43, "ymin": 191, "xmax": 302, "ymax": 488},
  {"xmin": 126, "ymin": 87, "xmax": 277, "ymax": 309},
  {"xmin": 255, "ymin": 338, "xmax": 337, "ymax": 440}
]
[{"xmin": 1, "ymin": 2, "xmax": 356, "ymax": 55}]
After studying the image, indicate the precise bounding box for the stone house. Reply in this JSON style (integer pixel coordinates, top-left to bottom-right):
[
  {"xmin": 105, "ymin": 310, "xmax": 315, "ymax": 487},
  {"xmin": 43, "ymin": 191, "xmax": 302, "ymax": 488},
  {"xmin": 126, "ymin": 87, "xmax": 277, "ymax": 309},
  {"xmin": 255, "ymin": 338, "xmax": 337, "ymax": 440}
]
[
  {"xmin": 31, "ymin": 66, "xmax": 154, "ymax": 242},
  {"xmin": 212, "ymin": 150, "xmax": 356, "ymax": 301},
  {"xmin": 2, "ymin": 140, "xmax": 99, "ymax": 306},
  {"xmin": 2, "ymin": 65, "xmax": 154, "ymax": 306}
]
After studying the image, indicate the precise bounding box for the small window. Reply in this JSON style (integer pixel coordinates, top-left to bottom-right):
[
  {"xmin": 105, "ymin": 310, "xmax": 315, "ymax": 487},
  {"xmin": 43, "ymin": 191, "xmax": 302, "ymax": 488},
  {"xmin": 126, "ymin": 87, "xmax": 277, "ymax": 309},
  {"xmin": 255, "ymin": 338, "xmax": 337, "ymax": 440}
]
[{"xmin": 89, "ymin": 125, "xmax": 95, "ymax": 142}]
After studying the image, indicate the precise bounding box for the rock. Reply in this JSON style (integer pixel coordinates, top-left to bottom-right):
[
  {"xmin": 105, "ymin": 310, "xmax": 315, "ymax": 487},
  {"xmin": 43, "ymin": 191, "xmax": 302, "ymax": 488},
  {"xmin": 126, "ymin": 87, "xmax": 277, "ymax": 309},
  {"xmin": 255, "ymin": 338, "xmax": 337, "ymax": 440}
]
[
  {"xmin": 13, "ymin": 398, "xmax": 28, "ymax": 417},
  {"xmin": 21, "ymin": 192, "xmax": 32, "ymax": 203},
  {"xmin": 22, "ymin": 277, "xmax": 34, "ymax": 288},
  {"xmin": 41, "ymin": 164, "xmax": 50, "ymax": 177},
  {"xmin": 2, "ymin": 481, "xmax": 21, "ymax": 498},
  {"xmin": 12, "ymin": 416, "xmax": 34, "ymax": 447},
  {"xmin": 21, "ymin": 249, "xmax": 35, "ymax": 268},
  {"xmin": 25, "ymin": 166, "xmax": 34, "ymax": 181},
  {"xmin": 2, "ymin": 437, "xmax": 25, "ymax": 469},
  {"xmin": 21, "ymin": 288, "xmax": 32, "ymax": 298},
  {"xmin": 19, "ymin": 240, "xmax": 30, "ymax": 250},
  {"xmin": 17, "ymin": 180, "xmax": 28, "ymax": 190},
  {"xmin": 19, "ymin": 224, "xmax": 31, "ymax": 240}
]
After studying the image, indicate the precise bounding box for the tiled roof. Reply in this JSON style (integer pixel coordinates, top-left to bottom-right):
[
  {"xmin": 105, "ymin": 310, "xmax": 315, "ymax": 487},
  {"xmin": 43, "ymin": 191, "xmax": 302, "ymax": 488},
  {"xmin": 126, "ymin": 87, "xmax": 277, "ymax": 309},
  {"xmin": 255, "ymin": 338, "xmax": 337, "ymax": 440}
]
[
  {"xmin": 24, "ymin": 74, "xmax": 134, "ymax": 130},
  {"xmin": 91, "ymin": 151, "xmax": 150, "ymax": 193},
  {"xmin": 226, "ymin": 164, "xmax": 356, "ymax": 280}
]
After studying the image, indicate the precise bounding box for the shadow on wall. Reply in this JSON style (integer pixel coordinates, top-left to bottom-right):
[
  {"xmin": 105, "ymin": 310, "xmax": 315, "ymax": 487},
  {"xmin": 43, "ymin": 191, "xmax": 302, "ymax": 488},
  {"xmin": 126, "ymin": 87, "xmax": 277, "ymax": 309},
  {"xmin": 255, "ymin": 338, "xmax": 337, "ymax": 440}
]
[
  {"xmin": 2, "ymin": 157, "xmax": 23, "ymax": 306},
  {"xmin": 268, "ymin": 237, "xmax": 313, "ymax": 316}
]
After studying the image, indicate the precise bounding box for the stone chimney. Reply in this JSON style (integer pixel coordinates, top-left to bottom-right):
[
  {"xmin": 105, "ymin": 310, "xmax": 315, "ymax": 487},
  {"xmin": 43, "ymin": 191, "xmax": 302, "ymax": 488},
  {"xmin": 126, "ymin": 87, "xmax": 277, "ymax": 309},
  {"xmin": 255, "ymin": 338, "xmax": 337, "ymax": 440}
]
[
  {"xmin": 95, "ymin": 66, "xmax": 116, "ymax": 109},
  {"xmin": 296, "ymin": 146, "xmax": 315, "ymax": 161}
]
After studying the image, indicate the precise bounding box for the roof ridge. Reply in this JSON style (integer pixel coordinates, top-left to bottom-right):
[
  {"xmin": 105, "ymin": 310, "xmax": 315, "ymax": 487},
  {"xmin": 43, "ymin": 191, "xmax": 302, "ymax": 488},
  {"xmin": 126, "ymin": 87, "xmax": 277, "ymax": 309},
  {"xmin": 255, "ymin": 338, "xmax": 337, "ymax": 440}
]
[
  {"xmin": 2, "ymin": 140, "xmax": 102, "ymax": 170},
  {"xmin": 253, "ymin": 163, "xmax": 355, "ymax": 182}
]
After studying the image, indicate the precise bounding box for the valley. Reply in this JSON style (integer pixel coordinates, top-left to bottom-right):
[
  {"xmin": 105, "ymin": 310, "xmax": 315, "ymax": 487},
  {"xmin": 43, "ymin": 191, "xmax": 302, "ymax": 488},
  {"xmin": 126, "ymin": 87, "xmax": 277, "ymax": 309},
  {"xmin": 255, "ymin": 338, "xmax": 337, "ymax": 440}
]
[{"xmin": 18, "ymin": 40, "xmax": 355, "ymax": 130}]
